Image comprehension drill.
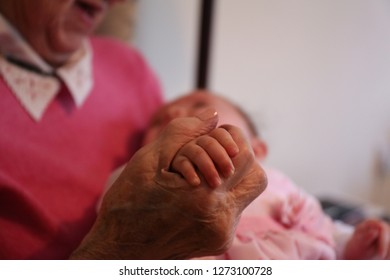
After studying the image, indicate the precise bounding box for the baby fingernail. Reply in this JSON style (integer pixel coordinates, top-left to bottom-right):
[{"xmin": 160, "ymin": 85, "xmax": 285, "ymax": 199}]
[
  {"xmin": 191, "ymin": 175, "xmax": 201, "ymax": 186},
  {"xmin": 224, "ymin": 166, "xmax": 235, "ymax": 177},
  {"xmin": 213, "ymin": 176, "xmax": 222, "ymax": 188},
  {"xmin": 197, "ymin": 108, "xmax": 218, "ymax": 121}
]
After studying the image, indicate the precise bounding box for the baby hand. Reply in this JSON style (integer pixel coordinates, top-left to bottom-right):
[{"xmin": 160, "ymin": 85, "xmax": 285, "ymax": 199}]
[
  {"xmin": 344, "ymin": 219, "xmax": 390, "ymax": 259},
  {"xmin": 170, "ymin": 126, "xmax": 240, "ymax": 188}
]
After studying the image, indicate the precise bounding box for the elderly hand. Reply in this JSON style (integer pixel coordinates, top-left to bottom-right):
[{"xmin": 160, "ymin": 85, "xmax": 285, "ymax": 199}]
[
  {"xmin": 344, "ymin": 219, "xmax": 390, "ymax": 259},
  {"xmin": 70, "ymin": 109, "xmax": 267, "ymax": 259}
]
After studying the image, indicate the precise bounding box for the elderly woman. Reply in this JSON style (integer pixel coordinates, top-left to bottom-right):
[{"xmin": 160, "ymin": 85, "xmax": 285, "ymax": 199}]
[{"xmin": 0, "ymin": 0, "xmax": 266, "ymax": 259}]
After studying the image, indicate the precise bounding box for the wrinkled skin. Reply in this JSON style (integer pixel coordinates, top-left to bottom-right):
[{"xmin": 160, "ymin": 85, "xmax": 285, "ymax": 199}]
[{"xmin": 71, "ymin": 109, "xmax": 267, "ymax": 259}]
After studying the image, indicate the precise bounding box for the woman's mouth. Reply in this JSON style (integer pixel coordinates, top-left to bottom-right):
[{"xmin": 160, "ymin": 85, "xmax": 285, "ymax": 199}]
[
  {"xmin": 74, "ymin": 0, "xmax": 106, "ymax": 31},
  {"xmin": 76, "ymin": 0, "xmax": 107, "ymax": 20}
]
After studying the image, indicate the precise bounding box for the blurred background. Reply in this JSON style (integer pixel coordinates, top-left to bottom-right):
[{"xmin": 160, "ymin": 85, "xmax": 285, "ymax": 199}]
[{"xmin": 97, "ymin": 0, "xmax": 390, "ymax": 222}]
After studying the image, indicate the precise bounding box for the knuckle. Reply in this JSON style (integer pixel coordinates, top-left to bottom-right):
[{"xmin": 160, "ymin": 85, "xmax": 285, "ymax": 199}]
[
  {"xmin": 240, "ymin": 145, "xmax": 255, "ymax": 162},
  {"xmin": 210, "ymin": 127, "xmax": 228, "ymax": 137},
  {"xmin": 172, "ymin": 155, "xmax": 188, "ymax": 169},
  {"xmin": 196, "ymin": 136, "xmax": 216, "ymax": 150},
  {"xmin": 254, "ymin": 165, "xmax": 268, "ymax": 195},
  {"xmin": 192, "ymin": 145, "xmax": 206, "ymax": 158}
]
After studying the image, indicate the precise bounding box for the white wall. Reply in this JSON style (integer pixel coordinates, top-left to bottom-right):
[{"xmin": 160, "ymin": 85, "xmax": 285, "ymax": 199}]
[
  {"xmin": 210, "ymin": 0, "xmax": 390, "ymax": 206},
  {"xmin": 134, "ymin": 0, "xmax": 390, "ymax": 208},
  {"xmin": 133, "ymin": 0, "xmax": 199, "ymax": 100}
]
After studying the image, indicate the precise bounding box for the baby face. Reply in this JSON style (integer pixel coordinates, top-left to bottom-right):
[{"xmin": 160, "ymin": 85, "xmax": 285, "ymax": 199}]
[{"xmin": 142, "ymin": 91, "xmax": 253, "ymax": 145}]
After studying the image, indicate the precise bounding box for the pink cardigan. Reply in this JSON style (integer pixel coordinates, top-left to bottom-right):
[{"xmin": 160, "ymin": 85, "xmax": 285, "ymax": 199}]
[{"xmin": 0, "ymin": 37, "xmax": 163, "ymax": 259}]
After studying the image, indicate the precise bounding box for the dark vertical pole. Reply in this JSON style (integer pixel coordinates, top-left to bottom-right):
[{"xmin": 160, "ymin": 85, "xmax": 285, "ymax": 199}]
[{"xmin": 196, "ymin": 0, "xmax": 215, "ymax": 89}]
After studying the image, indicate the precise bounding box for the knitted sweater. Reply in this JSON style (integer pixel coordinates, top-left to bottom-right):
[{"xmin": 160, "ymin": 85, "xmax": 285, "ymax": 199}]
[{"xmin": 0, "ymin": 37, "xmax": 163, "ymax": 259}]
